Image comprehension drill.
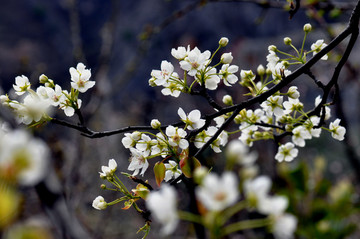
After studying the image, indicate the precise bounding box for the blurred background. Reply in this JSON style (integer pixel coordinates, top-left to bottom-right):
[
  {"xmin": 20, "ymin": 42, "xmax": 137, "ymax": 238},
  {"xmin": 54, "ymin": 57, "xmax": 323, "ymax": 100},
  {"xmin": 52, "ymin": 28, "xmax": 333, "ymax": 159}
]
[{"xmin": 1, "ymin": 0, "xmax": 360, "ymax": 238}]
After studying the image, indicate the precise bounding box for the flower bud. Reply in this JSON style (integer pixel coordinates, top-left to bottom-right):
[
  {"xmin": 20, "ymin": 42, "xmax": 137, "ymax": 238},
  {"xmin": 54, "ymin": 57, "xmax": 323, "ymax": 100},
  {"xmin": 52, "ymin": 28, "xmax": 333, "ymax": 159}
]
[
  {"xmin": 257, "ymin": 64, "xmax": 265, "ymax": 76},
  {"xmin": 194, "ymin": 166, "xmax": 208, "ymax": 184},
  {"xmin": 100, "ymin": 184, "xmax": 106, "ymax": 189},
  {"xmin": 39, "ymin": 74, "xmax": 48, "ymax": 84},
  {"xmin": 0, "ymin": 94, "xmax": 9, "ymax": 104},
  {"xmin": 222, "ymin": 95, "xmax": 233, "ymax": 105},
  {"xmin": 282, "ymin": 61, "xmax": 290, "ymax": 68},
  {"xmin": 287, "ymin": 86, "xmax": 300, "ymax": 99},
  {"xmin": 151, "ymin": 119, "xmax": 161, "ymax": 129},
  {"xmin": 284, "ymin": 37, "xmax": 292, "ymax": 45},
  {"xmin": 219, "ymin": 37, "xmax": 229, "ymax": 47},
  {"xmin": 268, "ymin": 45, "xmax": 277, "ymax": 52},
  {"xmin": 92, "ymin": 196, "xmax": 107, "ymax": 210},
  {"xmin": 221, "ymin": 52, "xmax": 233, "ymax": 64},
  {"xmin": 266, "ymin": 68, "xmax": 272, "ymax": 75},
  {"xmin": 234, "ymin": 115, "xmax": 242, "ymax": 124},
  {"xmin": 303, "ymin": 23, "xmax": 312, "ymax": 33}
]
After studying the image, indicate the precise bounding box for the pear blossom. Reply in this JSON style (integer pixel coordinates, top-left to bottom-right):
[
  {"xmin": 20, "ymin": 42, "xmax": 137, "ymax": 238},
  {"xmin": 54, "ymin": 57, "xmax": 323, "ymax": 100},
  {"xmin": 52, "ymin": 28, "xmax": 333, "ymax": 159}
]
[
  {"xmin": 164, "ymin": 160, "xmax": 182, "ymax": 182},
  {"xmin": 122, "ymin": 131, "xmax": 142, "ymax": 149},
  {"xmin": 220, "ymin": 52, "xmax": 233, "ymax": 64},
  {"xmin": 196, "ymin": 172, "xmax": 238, "ymax": 211},
  {"xmin": 200, "ymin": 68, "xmax": 220, "ymax": 90},
  {"xmin": 0, "ymin": 129, "xmax": 49, "ymax": 186},
  {"xmin": 257, "ymin": 195, "xmax": 288, "ymax": 216},
  {"xmin": 304, "ymin": 116, "xmax": 322, "ymax": 137},
  {"xmin": 146, "ymin": 185, "xmax": 178, "ymax": 235},
  {"xmin": 165, "ymin": 125, "xmax": 189, "ymax": 149},
  {"xmin": 136, "ymin": 134, "xmax": 156, "ymax": 157},
  {"xmin": 311, "ymin": 39, "xmax": 328, "ymax": 60},
  {"xmin": 128, "ymin": 148, "xmax": 149, "ymax": 176},
  {"xmin": 13, "ymin": 75, "xmax": 31, "ymax": 95},
  {"xmin": 92, "ymin": 196, "xmax": 107, "ymax": 210},
  {"xmin": 287, "ymin": 86, "xmax": 300, "ymax": 99},
  {"xmin": 226, "ymin": 140, "xmax": 258, "ymax": 166},
  {"xmin": 329, "ymin": 118, "xmax": 346, "ymax": 141},
  {"xmin": 275, "ymin": 142, "xmax": 298, "ymax": 162},
  {"xmin": 292, "ymin": 126, "xmax": 311, "ymax": 147},
  {"xmin": 243, "ymin": 176, "xmax": 272, "ymax": 208},
  {"xmin": 219, "ymin": 64, "xmax": 239, "ymax": 86},
  {"xmin": 272, "ymin": 213, "xmax": 297, "ymax": 239},
  {"xmin": 180, "ymin": 47, "xmax": 211, "ymax": 76},
  {"xmin": 206, "ymin": 126, "xmax": 228, "ymax": 153},
  {"xmin": 171, "ymin": 45, "xmax": 189, "ymax": 60},
  {"xmin": 69, "ymin": 63, "xmax": 95, "ymax": 93},
  {"xmin": 14, "ymin": 94, "xmax": 51, "ymax": 125},
  {"xmin": 178, "ymin": 107, "xmax": 205, "ymax": 130},
  {"xmin": 150, "ymin": 60, "xmax": 175, "ymax": 86},
  {"xmin": 99, "ymin": 159, "xmax": 117, "ymax": 178},
  {"xmin": 315, "ymin": 95, "xmax": 331, "ymax": 120},
  {"xmin": 270, "ymin": 62, "xmax": 291, "ymax": 81},
  {"xmin": 161, "ymin": 81, "xmax": 183, "ymax": 97},
  {"xmin": 47, "ymin": 84, "xmax": 65, "ymax": 107},
  {"xmin": 261, "ymin": 95, "xmax": 284, "ymax": 118},
  {"xmin": 283, "ymin": 98, "xmax": 303, "ymax": 115}
]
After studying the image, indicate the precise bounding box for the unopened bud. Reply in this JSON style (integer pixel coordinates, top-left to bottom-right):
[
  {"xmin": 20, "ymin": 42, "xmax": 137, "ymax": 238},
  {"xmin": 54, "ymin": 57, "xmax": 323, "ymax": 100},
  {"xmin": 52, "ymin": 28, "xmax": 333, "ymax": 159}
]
[
  {"xmin": 194, "ymin": 166, "xmax": 208, "ymax": 184},
  {"xmin": 100, "ymin": 184, "xmax": 106, "ymax": 189},
  {"xmin": 39, "ymin": 74, "xmax": 48, "ymax": 84},
  {"xmin": 303, "ymin": 23, "xmax": 312, "ymax": 33},
  {"xmin": 221, "ymin": 52, "xmax": 233, "ymax": 64},
  {"xmin": 151, "ymin": 119, "xmax": 161, "ymax": 129},
  {"xmin": 268, "ymin": 45, "xmax": 277, "ymax": 52},
  {"xmin": 284, "ymin": 37, "xmax": 292, "ymax": 45},
  {"xmin": 257, "ymin": 64, "xmax": 265, "ymax": 76},
  {"xmin": 219, "ymin": 37, "xmax": 229, "ymax": 47},
  {"xmin": 222, "ymin": 95, "xmax": 233, "ymax": 105}
]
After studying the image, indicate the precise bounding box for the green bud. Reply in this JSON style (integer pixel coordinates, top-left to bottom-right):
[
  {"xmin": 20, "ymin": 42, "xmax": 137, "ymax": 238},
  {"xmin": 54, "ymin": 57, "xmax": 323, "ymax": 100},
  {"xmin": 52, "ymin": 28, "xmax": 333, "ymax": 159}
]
[
  {"xmin": 219, "ymin": 37, "xmax": 229, "ymax": 47},
  {"xmin": 303, "ymin": 23, "xmax": 312, "ymax": 33},
  {"xmin": 284, "ymin": 37, "xmax": 292, "ymax": 45}
]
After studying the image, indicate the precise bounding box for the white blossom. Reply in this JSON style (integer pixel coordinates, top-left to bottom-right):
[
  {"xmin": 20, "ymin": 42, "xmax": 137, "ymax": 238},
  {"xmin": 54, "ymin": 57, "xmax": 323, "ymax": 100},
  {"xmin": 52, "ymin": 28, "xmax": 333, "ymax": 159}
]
[
  {"xmin": 311, "ymin": 39, "xmax": 328, "ymax": 60},
  {"xmin": 292, "ymin": 126, "xmax": 311, "ymax": 147},
  {"xmin": 219, "ymin": 64, "xmax": 239, "ymax": 86},
  {"xmin": 150, "ymin": 60, "xmax": 175, "ymax": 86},
  {"xmin": 272, "ymin": 213, "xmax": 297, "ymax": 239},
  {"xmin": 164, "ymin": 160, "xmax": 182, "ymax": 182},
  {"xmin": 128, "ymin": 148, "xmax": 149, "ymax": 176},
  {"xmin": 329, "ymin": 118, "xmax": 346, "ymax": 141},
  {"xmin": 165, "ymin": 125, "xmax": 189, "ymax": 149},
  {"xmin": 0, "ymin": 129, "xmax": 49, "ymax": 186},
  {"xmin": 178, "ymin": 107, "xmax": 205, "ymax": 130},
  {"xmin": 146, "ymin": 185, "xmax": 178, "ymax": 235},
  {"xmin": 92, "ymin": 196, "xmax": 107, "ymax": 210},
  {"xmin": 69, "ymin": 63, "xmax": 95, "ymax": 93},
  {"xmin": 196, "ymin": 172, "xmax": 238, "ymax": 211},
  {"xmin": 275, "ymin": 142, "xmax": 298, "ymax": 162},
  {"xmin": 180, "ymin": 47, "xmax": 211, "ymax": 76},
  {"xmin": 99, "ymin": 159, "xmax": 117, "ymax": 178},
  {"xmin": 13, "ymin": 75, "xmax": 31, "ymax": 95}
]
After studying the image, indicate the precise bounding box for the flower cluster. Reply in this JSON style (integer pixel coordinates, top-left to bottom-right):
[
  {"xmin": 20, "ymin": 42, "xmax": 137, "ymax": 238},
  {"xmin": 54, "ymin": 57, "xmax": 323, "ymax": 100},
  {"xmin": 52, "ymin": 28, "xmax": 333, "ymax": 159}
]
[
  {"xmin": 149, "ymin": 37, "xmax": 239, "ymax": 97},
  {"xmin": 0, "ymin": 63, "xmax": 95, "ymax": 125},
  {"xmin": 122, "ymin": 107, "xmax": 227, "ymax": 179}
]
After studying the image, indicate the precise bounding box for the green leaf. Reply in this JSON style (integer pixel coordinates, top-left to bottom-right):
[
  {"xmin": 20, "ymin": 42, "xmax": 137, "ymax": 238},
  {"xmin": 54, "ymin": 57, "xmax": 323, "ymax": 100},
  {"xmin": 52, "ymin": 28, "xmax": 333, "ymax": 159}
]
[
  {"xmin": 180, "ymin": 156, "xmax": 201, "ymax": 178},
  {"xmin": 154, "ymin": 162, "xmax": 166, "ymax": 186}
]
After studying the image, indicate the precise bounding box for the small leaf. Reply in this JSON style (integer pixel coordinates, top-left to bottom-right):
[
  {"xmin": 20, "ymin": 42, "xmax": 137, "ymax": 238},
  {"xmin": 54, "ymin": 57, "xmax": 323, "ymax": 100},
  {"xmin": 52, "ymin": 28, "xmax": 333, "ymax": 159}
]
[
  {"xmin": 154, "ymin": 162, "xmax": 166, "ymax": 186},
  {"xmin": 180, "ymin": 156, "xmax": 201, "ymax": 178},
  {"xmin": 122, "ymin": 199, "xmax": 134, "ymax": 210}
]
